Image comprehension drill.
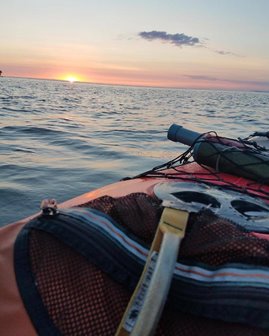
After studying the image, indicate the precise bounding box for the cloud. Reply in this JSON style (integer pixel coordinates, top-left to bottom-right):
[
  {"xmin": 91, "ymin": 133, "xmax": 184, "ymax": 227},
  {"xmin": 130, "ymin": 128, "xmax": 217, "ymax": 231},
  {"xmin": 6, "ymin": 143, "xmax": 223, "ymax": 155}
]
[
  {"xmin": 184, "ymin": 74, "xmax": 269, "ymax": 87},
  {"xmin": 138, "ymin": 31, "xmax": 200, "ymax": 47},
  {"xmin": 214, "ymin": 50, "xmax": 232, "ymax": 55},
  {"xmin": 185, "ymin": 75, "xmax": 218, "ymax": 81},
  {"xmin": 213, "ymin": 49, "xmax": 242, "ymax": 57},
  {"xmin": 138, "ymin": 30, "xmax": 243, "ymax": 57}
]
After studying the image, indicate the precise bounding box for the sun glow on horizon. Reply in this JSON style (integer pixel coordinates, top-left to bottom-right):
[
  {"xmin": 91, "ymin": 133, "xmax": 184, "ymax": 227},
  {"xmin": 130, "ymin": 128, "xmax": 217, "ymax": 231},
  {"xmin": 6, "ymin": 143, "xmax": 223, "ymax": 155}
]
[
  {"xmin": 65, "ymin": 76, "xmax": 78, "ymax": 83},
  {"xmin": 60, "ymin": 74, "xmax": 83, "ymax": 83}
]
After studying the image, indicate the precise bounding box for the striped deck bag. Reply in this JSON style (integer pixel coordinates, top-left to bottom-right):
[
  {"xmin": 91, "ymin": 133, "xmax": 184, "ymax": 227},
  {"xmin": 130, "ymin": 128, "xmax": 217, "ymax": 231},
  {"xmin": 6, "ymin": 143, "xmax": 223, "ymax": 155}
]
[{"xmin": 14, "ymin": 193, "xmax": 269, "ymax": 336}]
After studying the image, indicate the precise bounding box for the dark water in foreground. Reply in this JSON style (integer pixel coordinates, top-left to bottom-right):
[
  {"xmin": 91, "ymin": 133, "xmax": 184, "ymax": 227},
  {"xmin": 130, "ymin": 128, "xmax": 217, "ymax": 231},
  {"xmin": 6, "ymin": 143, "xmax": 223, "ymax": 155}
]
[{"xmin": 1, "ymin": 77, "xmax": 269, "ymax": 226}]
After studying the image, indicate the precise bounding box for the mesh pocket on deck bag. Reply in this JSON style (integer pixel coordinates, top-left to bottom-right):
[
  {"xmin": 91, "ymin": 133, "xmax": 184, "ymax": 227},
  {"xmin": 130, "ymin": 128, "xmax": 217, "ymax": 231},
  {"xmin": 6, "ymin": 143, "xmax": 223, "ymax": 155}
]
[{"xmin": 14, "ymin": 193, "xmax": 269, "ymax": 336}]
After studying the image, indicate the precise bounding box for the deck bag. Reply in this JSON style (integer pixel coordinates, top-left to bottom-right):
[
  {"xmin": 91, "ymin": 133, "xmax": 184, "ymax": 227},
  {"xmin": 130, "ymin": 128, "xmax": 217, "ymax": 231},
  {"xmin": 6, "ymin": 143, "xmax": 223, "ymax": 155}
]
[{"xmin": 14, "ymin": 192, "xmax": 269, "ymax": 336}]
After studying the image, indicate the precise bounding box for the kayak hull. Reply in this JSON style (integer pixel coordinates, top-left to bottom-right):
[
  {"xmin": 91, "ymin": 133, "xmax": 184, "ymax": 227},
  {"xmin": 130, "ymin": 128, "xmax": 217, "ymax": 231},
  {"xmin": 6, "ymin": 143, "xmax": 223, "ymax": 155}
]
[{"xmin": 1, "ymin": 161, "xmax": 269, "ymax": 335}]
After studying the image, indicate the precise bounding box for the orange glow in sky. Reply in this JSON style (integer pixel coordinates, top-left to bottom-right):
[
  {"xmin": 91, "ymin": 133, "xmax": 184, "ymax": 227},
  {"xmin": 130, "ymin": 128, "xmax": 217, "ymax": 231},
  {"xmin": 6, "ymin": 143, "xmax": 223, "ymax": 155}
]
[{"xmin": 1, "ymin": 1, "xmax": 269, "ymax": 91}]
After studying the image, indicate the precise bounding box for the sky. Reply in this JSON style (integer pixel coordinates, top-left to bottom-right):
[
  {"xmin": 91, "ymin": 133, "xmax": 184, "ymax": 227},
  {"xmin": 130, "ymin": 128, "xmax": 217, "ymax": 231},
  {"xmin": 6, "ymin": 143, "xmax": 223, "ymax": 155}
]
[{"xmin": 1, "ymin": 0, "xmax": 269, "ymax": 91}]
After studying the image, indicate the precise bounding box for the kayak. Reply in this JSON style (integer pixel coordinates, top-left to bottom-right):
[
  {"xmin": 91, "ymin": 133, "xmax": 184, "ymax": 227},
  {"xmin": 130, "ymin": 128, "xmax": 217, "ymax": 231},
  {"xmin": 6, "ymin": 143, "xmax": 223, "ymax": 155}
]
[{"xmin": 1, "ymin": 124, "xmax": 269, "ymax": 336}]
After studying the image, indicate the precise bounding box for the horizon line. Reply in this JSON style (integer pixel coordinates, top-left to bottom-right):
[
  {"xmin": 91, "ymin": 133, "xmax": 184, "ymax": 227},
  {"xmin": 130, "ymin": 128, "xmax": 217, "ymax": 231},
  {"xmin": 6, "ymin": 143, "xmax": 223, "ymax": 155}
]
[{"xmin": 1, "ymin": 75, "xmax": 269, "ymax": 94}]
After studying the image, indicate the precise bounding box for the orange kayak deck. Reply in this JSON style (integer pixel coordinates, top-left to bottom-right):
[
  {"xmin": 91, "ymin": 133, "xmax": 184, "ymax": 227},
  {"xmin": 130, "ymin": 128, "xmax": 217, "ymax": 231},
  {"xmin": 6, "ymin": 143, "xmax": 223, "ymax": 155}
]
[{"xmin": 1, "ymin": 162, "xmax": 269, "ymax": 335}]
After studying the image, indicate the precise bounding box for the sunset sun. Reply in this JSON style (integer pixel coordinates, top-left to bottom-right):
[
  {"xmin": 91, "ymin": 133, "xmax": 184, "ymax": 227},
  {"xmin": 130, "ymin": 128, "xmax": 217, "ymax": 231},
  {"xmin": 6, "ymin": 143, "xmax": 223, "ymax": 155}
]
[{"xmin": 65, "ymin": 76, "xmax": 78, "ymax": 83}]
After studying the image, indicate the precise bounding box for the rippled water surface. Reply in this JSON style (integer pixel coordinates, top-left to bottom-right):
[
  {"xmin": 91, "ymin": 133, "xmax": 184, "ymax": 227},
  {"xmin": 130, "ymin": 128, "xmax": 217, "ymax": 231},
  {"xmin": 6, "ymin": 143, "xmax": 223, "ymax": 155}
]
[{"xmin": 1, "ymin": 77, "xmax": 269, "ymax": 225}]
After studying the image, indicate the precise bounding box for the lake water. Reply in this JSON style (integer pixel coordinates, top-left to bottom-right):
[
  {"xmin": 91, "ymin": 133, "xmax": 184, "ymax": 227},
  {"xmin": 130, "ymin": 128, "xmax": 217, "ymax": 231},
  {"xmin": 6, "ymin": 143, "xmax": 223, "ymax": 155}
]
[{"xmin": 1, "ymin": 77, "xmax": 269, "ymax": 226}]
